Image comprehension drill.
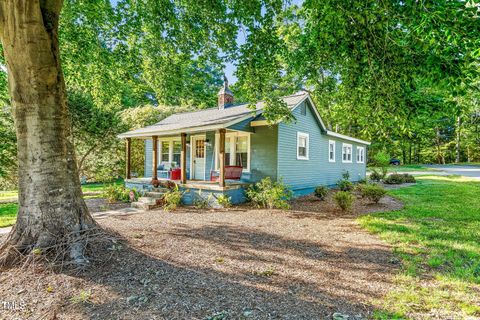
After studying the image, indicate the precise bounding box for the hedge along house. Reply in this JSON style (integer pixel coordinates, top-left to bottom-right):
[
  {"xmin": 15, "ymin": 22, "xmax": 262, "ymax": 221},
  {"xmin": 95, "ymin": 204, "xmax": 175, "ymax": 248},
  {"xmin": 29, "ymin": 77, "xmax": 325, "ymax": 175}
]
[{"xmin": 118, "ymin": 78, "xmax": 370, "ymax": 208}]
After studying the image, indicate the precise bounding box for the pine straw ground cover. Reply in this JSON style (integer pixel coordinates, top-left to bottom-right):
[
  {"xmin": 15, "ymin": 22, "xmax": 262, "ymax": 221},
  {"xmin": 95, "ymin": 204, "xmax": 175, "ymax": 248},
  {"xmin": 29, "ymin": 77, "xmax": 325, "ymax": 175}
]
[{"xmin": 0, "ymin": 193, "xmax": 403, "ymax": 320}]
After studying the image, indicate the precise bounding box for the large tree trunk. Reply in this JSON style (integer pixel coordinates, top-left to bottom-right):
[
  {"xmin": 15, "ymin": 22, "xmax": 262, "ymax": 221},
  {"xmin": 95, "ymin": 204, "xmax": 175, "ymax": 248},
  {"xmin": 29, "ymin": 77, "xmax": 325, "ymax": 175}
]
[{"xmin": 0, "ymin": 0, "xmax": 95, "ymax": 265}]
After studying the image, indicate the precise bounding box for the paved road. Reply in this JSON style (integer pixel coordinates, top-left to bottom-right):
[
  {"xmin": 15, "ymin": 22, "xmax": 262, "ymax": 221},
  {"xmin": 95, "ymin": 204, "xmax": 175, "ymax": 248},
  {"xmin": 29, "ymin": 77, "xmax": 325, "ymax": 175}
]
[{"xmin": 424, "ymin": 164, "xmax": 480, "ymax": 180}]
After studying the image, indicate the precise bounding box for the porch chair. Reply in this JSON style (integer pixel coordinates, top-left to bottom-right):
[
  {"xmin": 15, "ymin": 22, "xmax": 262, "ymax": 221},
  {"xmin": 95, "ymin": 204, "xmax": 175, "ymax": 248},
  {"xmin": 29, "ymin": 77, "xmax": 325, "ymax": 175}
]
[{"xmin": 210, "ymin": 165, "xmax": 243, "ymax": 182}]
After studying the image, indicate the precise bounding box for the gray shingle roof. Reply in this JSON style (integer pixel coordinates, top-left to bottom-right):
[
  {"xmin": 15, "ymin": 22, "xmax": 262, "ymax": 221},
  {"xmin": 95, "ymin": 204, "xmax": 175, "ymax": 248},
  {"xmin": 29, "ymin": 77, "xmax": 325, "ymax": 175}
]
[{"xmin": 118, "ymin": 92, "xmax": 308, "ymax": 138}]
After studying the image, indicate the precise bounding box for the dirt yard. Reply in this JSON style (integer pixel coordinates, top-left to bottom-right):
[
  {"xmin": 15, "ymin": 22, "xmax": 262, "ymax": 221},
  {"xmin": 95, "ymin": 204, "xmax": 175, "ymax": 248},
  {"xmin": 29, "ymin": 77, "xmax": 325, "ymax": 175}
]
[{"xmin": 0, "ymin": 195, "xmax": 403, "ymax": 319}]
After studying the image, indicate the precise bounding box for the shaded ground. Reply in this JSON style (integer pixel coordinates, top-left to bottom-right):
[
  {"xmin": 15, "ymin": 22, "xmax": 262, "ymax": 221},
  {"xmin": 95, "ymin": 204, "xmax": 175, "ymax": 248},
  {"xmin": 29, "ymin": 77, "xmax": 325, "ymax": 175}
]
[{"xmin": 0, "ymin": 195, "xmax": 402, "ymax": 319}]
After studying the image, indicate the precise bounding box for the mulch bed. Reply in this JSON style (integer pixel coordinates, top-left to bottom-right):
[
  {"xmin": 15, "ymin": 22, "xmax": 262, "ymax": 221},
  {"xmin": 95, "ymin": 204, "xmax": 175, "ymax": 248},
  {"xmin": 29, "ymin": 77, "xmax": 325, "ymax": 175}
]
[{"xmin": 0, "ymin": 194, "xmax": 403, "ymax": 320}]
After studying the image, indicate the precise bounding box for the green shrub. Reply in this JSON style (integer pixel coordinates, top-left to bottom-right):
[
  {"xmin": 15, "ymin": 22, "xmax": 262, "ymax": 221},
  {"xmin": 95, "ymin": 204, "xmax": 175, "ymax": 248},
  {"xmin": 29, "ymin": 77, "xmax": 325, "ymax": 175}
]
[
  {"xmin": 360, "ymin": 184, "xmax": 387, "ymax": 203},
  {"xmin": 383, "ymin": 173, "xmax": 405, "ymax": 184},
  {"xmin": 337, "ymin": 179, "xmax": 353, "ymax": 191},
  {"xmin": 103, "ymin": 185, "xmax": 138, "ymax": 203},
  {"xmin": 314, "ymin": 185, "xmax": 328, "ymax": 200},
  {"xmin": 216, "ymin": 194, "xmax": 232, "ymax": 208},
  {"xmin": 334, "ymin": 191, "xmax": 354, "ymax": 211},
  {"xmin": 369, "ymin": 169, "xmax": 384, "ymax": 182},
  {"xmin": 246, "ymin": 177, "xmax": 292, "ymax": 209},
  {"xmin": 402, "ymin": 173, "xmax": 416, "ymax": 183},
  {"xmin": 342, "ymin": 171, "xmax": 350, "ymax": 180},
  {"xmin": 163, "ymin": 186, "xmax": 183, "ymax": 211}
]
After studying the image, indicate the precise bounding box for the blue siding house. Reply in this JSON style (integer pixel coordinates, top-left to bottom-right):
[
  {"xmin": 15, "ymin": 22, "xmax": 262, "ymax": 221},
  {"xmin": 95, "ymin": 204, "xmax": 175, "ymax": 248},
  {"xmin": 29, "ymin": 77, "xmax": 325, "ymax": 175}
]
[{"xmin": 119, "ymin": 80, "xmax": 369, "ymax": 207}]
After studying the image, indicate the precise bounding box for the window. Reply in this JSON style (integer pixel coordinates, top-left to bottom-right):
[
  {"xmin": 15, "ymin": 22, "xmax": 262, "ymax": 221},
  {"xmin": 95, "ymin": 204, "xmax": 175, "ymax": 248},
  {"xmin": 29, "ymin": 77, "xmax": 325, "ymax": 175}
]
[
  {"xmin": 297, "ymin": 132, "xmax": 309, "ymax": 160},
  {"xmin": 357, "ymin": 146, "xmax": 365, "ymax": 163},
  {"xmin": 195, "ymin": 139, "xmax": 205, "ymax": 158},
  {"xmin": 159, "ymin": 139, "xmax": 182, "ymax": 166},
  {"xmin": 160, "ymin": 141, "xmax": 170, "ymax": 163},
  {"xmin": 329, "ymin": 140, "xmax": 336, "ymax": 162},
  {"xmin": 215, "ymin": 132, "xmax": 251, "ymax": 172},
  {"xmin": 172, "ymin": 141, "xmax": 181, "ymax": 165},
  {"xmin": 342, "ymin": 143, "xmax": 352, "ymax": 163},
  {"xmin": 235, "ymin": 136, "xmax": 248, "ymax": 168}
]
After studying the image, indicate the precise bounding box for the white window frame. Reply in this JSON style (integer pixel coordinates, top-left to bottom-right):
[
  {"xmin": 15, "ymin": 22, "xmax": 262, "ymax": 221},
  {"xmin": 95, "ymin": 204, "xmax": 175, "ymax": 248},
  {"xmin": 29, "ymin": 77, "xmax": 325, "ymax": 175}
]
[
  {"xmin": 342, "ymin": 143, "xmax": 352, "ymax": 163},
  {"xmin": 214, "ymin": 131, "xmax": 251, "ymax": 172},
  {"xmin": 157, "ymin": 137, "xmax": 181, "ymax": 165},
  {"xmin": 357, "ymin": 146, "xmax": 365, "ymax": 163},
  {"xmin": 297, "ymin": 132, "xmax": 310, "ymax": 160},
  {"xmin": 328, "ymin": 140, "xmax": 336, "ymax": 162}
]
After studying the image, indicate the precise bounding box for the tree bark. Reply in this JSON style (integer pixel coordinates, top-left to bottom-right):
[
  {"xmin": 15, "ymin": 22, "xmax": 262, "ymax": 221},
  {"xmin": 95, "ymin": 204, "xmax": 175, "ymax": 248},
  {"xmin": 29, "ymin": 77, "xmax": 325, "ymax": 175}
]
[{"xmin": 0, "ymin": 0, "xmax": 95, "ymax": 265}]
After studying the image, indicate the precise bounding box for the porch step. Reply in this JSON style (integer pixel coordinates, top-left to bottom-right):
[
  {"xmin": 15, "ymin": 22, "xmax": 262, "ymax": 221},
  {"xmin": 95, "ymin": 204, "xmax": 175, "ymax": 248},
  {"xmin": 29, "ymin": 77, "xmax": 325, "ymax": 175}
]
[
  {"xmin": 144, "ymin": 191, "xmax": 165, "ymax": 199},
  {"xmin": 138, "ymin": 197, "xmax": 158, "ymax": 205},
  {"xmin": 131, "ymin": 201, "xmax": 162, "ymax": 211},
  {"xmin": 152, "ymin": 187, "xmax": 171, "ymax": 193}
]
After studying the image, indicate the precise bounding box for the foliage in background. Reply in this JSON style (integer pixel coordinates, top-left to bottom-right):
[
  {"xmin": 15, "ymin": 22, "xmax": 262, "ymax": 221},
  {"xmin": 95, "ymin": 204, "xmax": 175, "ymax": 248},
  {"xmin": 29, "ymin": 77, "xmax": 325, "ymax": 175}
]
[{"xmin": 246, "ymin": 177, "xmax": 292, "ymax": 209}]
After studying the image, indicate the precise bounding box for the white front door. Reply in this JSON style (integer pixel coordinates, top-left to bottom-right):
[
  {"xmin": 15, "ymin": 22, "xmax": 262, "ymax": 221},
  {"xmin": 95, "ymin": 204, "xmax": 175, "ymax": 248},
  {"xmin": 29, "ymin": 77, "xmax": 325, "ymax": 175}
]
[{"xmin": 193, "ymin": 137, "xmax": 205, "ymax": 180}]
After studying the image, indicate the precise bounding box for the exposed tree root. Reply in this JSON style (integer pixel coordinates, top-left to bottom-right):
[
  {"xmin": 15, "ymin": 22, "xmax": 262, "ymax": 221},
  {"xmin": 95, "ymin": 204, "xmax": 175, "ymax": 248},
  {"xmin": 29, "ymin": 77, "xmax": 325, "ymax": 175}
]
[{"xmin": 0, "ymin": 222, "xmax": 119, "ymax": 272}]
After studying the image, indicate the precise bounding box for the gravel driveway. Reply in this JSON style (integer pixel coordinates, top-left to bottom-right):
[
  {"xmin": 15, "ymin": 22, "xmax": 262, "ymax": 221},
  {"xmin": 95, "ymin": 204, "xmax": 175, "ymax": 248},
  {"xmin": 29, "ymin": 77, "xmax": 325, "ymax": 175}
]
[{"xmin": 424, "ymin": 164, "xmax": 480, "ymax": 180}]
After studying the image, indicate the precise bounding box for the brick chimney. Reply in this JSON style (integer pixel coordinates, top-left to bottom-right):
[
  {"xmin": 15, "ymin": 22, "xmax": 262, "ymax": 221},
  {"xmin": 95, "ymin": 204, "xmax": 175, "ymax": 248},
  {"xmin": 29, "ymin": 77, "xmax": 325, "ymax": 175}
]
[{"xmin": 218, "ymin": 75, "xmax": 234, "ymax": 109}]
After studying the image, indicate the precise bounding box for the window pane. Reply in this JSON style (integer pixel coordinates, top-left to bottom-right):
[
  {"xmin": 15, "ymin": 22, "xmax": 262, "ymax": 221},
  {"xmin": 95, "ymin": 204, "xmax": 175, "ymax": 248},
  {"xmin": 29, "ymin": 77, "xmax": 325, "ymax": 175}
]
[
  {"xmin": 172, "ymin": 141, "xmax": 181, "ymax": 166},
  {"xmin": 235, "ymin": 136, "xmax": 248, "ymax": 168},
  {"xmin": 195, "ymin": 140, "xmax": 205, "ymax": 158},
  {"xmin": 225, "ymin": 138, "xmax": 231, "ymax": 165},
  {"xmin": 236, "ymin": 153, "xmax": 247, "ymax": 168},
  {"xmin": 236, "ymin": 136, "xmax": 248, "ymax": 153},
  {"xmin": 299, "ymin": 147, "xmax": 306, "ymax": 157},
  {"xmin": 299, "ymin": 136, "xmax": 306, "ymax": 148},
  {"xmin": 161, "ymin": 141, "xmax": 169, "ymax": 162}
]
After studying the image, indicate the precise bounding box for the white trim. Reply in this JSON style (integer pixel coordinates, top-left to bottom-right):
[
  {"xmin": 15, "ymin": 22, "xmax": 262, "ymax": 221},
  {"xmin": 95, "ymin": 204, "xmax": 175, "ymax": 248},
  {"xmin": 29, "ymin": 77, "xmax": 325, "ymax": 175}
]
[
  {"xmin": 214, "ymin": 131, "xmax": 251, "ymax": 172},
  {"xmin": 342, "ymin": 143, "xmax": 353, "ymax": 163},
  {"xmin": 296, "ymin": 132, "xmax": 310, "ymax": 160},
  {"xmin": 326, "ymin": 130, "xmax": 370, "ymax": 145},
  {"xmin": 357, "ymin": 146, "xmax": 365, "ymax": 163},
  {"xmin": 190, "ymin": 135, "xmax": 206, "ymax": 180},
  {"xmin": 328, "ymin": 140, "xmax": 336, "ymax": 162}
]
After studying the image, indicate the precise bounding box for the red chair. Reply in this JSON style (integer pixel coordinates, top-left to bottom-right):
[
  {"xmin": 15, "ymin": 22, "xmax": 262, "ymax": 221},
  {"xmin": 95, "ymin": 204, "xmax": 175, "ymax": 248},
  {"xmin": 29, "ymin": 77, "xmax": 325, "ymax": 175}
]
[
  {"xmin": 170, "ymin": 168, "xmax": 181, "ymax": 180},
  {"xmin": 210, "ymin": 166, "xmax": 243, "ymax": 181}
]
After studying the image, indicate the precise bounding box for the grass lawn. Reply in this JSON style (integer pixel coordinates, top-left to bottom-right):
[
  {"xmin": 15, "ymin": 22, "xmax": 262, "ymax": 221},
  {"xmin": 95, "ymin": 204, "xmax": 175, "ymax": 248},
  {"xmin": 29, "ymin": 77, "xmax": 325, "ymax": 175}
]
[
  {"xmin": 359, "ymin": 176, "xmax": 480, "ymax": 319},
  {"xmin": 0, "ymin": 180, "xmax": 123, "ymax": 228},
  {"xmin": 0, "ymin": 203, "xmax": 18, "ymax": 227},
  {"xmin": 367, "ymin": 164, "xmax": 434, "ymax": 173}
]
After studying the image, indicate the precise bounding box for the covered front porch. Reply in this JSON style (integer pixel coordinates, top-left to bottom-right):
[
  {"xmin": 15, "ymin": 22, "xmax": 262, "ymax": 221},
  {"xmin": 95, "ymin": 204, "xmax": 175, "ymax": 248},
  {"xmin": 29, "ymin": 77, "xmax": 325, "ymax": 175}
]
[
  {"xmin": 120, "ymin": 124, "xmax": 254, "ymax": 207},
  {"xmin": 123, "ymin": 127, "xmax": 251, "ymax": 187}
]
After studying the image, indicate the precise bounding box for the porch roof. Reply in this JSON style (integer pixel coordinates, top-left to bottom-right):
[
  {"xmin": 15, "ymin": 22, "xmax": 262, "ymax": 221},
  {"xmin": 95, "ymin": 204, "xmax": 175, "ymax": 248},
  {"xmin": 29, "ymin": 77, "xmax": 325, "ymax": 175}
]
[{"xmin": 118, "ymin": 92, "xmax": 308, "ymax": 138}]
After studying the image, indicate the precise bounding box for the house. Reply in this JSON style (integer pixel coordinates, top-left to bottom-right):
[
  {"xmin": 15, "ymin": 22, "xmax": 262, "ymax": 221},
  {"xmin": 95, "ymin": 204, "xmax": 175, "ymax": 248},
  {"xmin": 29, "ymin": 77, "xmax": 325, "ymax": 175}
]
[{"xmin": 118, "ymin": 79, "xmax": 370, "ymax": 208}]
